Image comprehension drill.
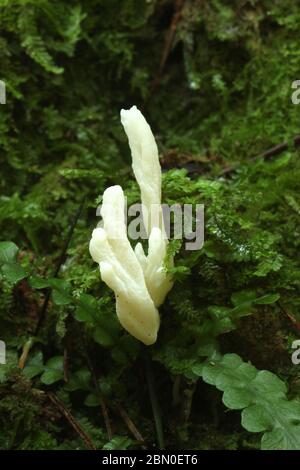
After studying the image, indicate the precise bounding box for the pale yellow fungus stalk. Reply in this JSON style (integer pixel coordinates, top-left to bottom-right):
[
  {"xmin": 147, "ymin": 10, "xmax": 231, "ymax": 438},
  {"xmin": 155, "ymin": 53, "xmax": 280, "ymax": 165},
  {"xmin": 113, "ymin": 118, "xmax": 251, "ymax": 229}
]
[{"xmin": 89, "ymin": 106, "xmax": 173, "ymax": 345}]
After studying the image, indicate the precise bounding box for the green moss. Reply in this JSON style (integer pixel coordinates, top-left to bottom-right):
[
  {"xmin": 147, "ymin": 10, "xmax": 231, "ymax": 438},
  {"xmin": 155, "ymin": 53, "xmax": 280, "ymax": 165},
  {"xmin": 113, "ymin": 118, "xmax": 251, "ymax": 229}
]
[{"xmin": 0, "ymin": 0, "xmax": 300, "ymax": 450}]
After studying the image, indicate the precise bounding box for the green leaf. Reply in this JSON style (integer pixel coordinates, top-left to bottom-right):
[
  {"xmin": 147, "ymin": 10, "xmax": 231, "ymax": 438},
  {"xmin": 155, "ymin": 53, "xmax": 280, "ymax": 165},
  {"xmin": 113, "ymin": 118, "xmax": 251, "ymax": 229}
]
[
  {"xmin": 102, "ymin": 436, "xmax": 133, "ymax": 450},
  {"xmin": 29, "ymin": 276, "xmax": 51, "ymax": 289},
  {"xmin": 48, "ymin": 279, "xmax": 72, "ymax": 305},
  {"xmin": 23, "ymin": 351, "xmax": 44, "ymax": 379},
  {"xmin": 229, "ymin": 290, "xmax": 256, "ymax": 317},
  {"xmin": 92, "ymin": 305, "xmax": 120, "ymax": 347},
  {"xmin": 1, "ymin": 263, "xmax": 28, "ymax": 283},
  {"xmin": 208, "ymin": 306, "xmax": 236, "ymax": 331},
  {"xmin": 231, "ymin": 290, "xmax": 257, "ymax": 306},
  {"xmin": 75, "ymin": 294, "xmax": 97, "ymax": 322},
  {"xmin": 254, "ymin": 255, "xmax": 283, "ymax": 277},
  {"xmin": 0, "ymin": 241, "xmax": 19, "ymax": 264},
  {"xmin": 242, "ymin": 404, "xmax": 273, "ymax": 433},
  {"xmin": 65, "ymin": 368, "xmax": 91, "ymax": 392},
  {"xmin": 111, "ymin": 347, "xmax": 129, "ymax": 364},
  {"xmin": 228, "ymin": 290, "xmax": 280, "ymax": 318},
  {"xmin": 84, "ymin": 393, "xmax": 100, "ymax": 407},
  {"xmin": 195, "ymin": 353, "xmax": 300, "ymax": 450},
  {"xmin": 254, "ymin": 293, "xmax": 280, "ymax": 305},
  {"xmin": 29, "ymin": 277, "xmax": 73, "ymax": 304},
  {"xmin": 93, "ymin": 327, "xmax": 115, "ymax": 347},
  {"xmin": 52, "ymin": 288, "xmax": 72, "ymax": 305},
  {"xmin": 40, "ymin": 356, "xmax": 64, "ymax": 385}
]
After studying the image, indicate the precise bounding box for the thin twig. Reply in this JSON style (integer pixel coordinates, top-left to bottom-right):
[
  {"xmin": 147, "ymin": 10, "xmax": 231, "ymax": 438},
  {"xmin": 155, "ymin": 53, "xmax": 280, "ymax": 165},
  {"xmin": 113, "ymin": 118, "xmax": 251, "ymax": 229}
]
[
  {"xmin": 19, "ymin": 197, "xmax": 85, "ymax": 370},
  {"xmin": 86, "ymin": 350, "xmax": 146, "ymax": 445},
  {"xmin": 19, "ymin": 198, "xmax": 85, "ymax": 370},
  {"xmin": 150, "ymin": 0, "xmax": 185, "ymax": 96},
  {"xmin": 220, "ymin": 134, "xmax": 300, "ymax": 176},
  {"xmin": 34, "ymin": 196, "xmax": 86, "ymax": 335},
  {"xmin": 116, "ymin": 403, "xmax": 146, "ymax": 447},
  {"xmin": 279, "ymin": 302, "xmax": 300, "ymax": 334},
  {"xmin": 63, "ymin": 344, "xmax": 69, "ymax": 383},
  {"xmin": 47, "ymin": 392, "xmax": 97, "ymax": 450},
  {"xmin": 18, "ymin": 337, "xmax": 34, "ymax": 370},
  {"xmin": 85, "ymin": 352, "xmax": 113, "ymax": 441},
  {"xmin": 144, "ymin": 350, "xmax": 165, "ymax": 449}
]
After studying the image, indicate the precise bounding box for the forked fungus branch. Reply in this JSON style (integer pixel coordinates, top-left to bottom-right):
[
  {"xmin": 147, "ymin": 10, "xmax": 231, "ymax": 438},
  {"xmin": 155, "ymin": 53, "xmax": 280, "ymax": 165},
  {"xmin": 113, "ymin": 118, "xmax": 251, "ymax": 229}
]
[{"xmin": 89, "ymin": 106, "xmax": 173, "ymax": 345}]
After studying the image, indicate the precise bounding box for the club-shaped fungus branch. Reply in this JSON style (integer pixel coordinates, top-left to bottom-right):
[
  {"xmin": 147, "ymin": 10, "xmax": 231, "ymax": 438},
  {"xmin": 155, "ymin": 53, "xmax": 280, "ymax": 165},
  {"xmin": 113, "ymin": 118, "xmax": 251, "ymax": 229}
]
[{"xmin": 89, "ymin": 106, "xmax": 173, "ymax": 345}]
